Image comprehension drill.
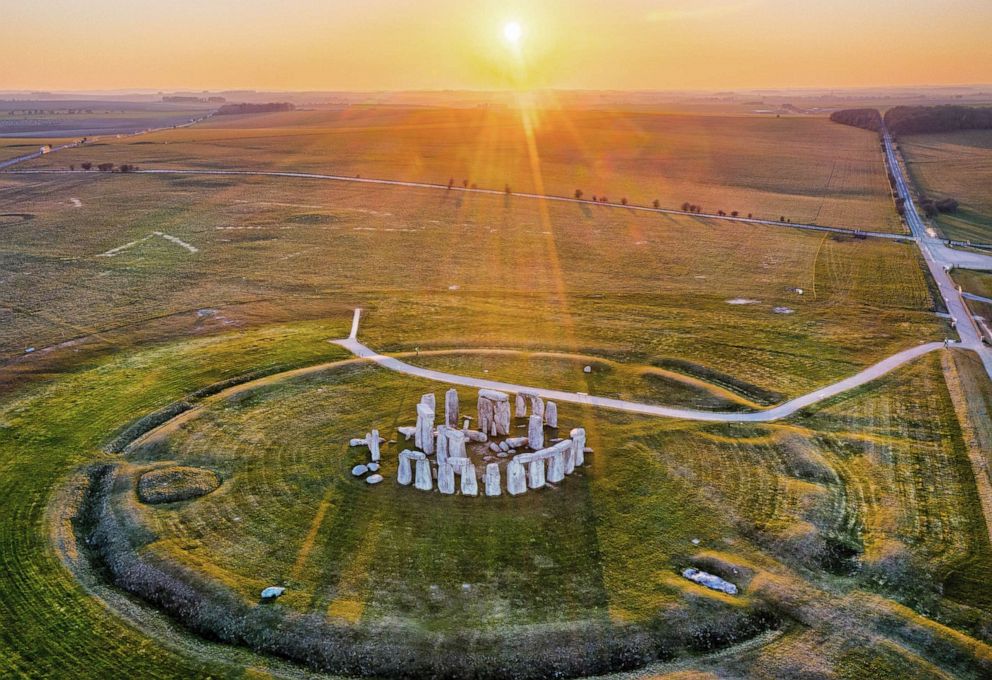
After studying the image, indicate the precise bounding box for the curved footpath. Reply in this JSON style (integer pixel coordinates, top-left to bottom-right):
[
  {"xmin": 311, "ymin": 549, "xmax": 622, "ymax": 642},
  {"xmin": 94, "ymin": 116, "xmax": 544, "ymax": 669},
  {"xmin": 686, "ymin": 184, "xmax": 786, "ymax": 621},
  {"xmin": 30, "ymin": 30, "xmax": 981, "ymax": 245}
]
[{"xmin": 335, "ymin": 310, "xmax": 945, "ymax": 423}]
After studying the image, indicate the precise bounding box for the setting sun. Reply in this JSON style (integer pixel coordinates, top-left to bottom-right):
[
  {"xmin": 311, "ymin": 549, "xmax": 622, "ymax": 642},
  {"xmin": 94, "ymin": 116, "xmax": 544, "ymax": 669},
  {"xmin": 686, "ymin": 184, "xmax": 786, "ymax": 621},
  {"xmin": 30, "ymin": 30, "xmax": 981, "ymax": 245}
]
[{"xmin": 503, "ymin": 21, "xmax": 523, "ymax": 46}]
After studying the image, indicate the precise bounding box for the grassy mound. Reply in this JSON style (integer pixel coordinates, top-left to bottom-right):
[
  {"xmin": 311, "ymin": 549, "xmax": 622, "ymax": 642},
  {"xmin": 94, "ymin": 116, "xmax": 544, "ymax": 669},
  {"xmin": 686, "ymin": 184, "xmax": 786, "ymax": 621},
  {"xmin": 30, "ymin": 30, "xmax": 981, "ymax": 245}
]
[{"xmin": 137, "ymin": 466, "xmax": 221, "ymax": 504}]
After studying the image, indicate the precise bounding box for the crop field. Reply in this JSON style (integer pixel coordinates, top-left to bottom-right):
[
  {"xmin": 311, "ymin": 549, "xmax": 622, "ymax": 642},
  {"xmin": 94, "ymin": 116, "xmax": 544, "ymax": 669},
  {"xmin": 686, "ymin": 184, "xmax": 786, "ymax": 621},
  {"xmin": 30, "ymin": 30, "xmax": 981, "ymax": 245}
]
[
  {"xmin": 0, "ymin": 171, "xmax": 936, "ymax": 401},
  {"xmin": 1, "ymin": 113, "xmax": 990, "ymax": 679},
  {"xmin": 900, "ymin": 130, "xmax": 992, "ymax": 242},
  {"xmin": 20, "ymin": 108, "xmax": 903, "ymax": 231}
]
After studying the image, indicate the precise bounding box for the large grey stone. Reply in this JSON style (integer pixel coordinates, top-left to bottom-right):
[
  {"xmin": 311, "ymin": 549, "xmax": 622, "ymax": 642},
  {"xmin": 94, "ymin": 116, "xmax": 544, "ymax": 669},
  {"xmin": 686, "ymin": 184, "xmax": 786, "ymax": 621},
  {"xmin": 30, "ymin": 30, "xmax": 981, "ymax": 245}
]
[
  {"xmin": 438, "ymin": 463, "xmax": 455, "ymax": 494},
  {"xmin": 415, "ymin": 457, "xmax": 433, "ymax": 491},
  {"xmin": 463, "ymin": 429, "xmax": 488, "ymax": 443},
  {"xmin": 366, "ymin": 474, "xmax": 383, "ymax": 485},
  {"xmin": 528, "ymin": 458, "xmax": 546, "ymax": 489},
  {"xmin": 421, "ymin": 393, "xmax": 436, "ymax": 411},
  {"xmin": 397, "ymin": 426, "xmax": 416, "ymax": 440},
  {"xmin": 261, "ymin": 586, "xmax": 285, "ymax": 599},
  {"xmin": 682, "ymin": 568, "xmax": 738, "ymax": 595},
  {"xmin": 505, "ymin": 436, "xmax": 529, "ymax": 448},
  {"xmin": 445, "ymin": 428, "xmax": 467, "ymax": 458},
  {"xmin": 515, "ymin": 393, "xmax": 527, "ymax": 417},
  {"xmin": 547, "ymin": 450, "xmax": 565, "ymax": 483},
  {"xmin": 494, "ymin": 399, "xmax": 511, "ymax": 436},
  {"xmin": 367, "ymin": 429, "xmax": 381, "ymax": 462},
  {"xmin": 435, "ymin": 425, "xmax": 449, "ymax": 466},
  {"xmin": 528, "ymin": 415, "xmax": 544, "ymax": 450},
  {"xmin": 507, "ymin": 460, "xmax": 527, "ymax": 495},
  {"xmin": 351, "ymin": 464, "xmax": 369, "ymax": 477},
  {"xmin": 397, "ymin": 454, "xmax": 412, "ymax": 485},
  {"xmin": 477, "ymin": 394, "xmax": 494, "ymax": 436},
  {"xmin": 445, "ymin": 388, "xmax": 459, "ymax": 428},
  {"xmin": 460, "ymin": 464, "xmax": 478, "ymax": 496},
  {"xmin": 484, "ymin": 463, "xmax": 502, "ymax": 496},
  {"xmin": 570, "ymin": 428, "xmax": 586, "ymax": 467},
  {"xmin": 544, "ymin": 401, "xmax": 558, "ymax": 428},
  {"xmin": 416, "ymin": 403, "xmax": 435, "ymax": 455}
]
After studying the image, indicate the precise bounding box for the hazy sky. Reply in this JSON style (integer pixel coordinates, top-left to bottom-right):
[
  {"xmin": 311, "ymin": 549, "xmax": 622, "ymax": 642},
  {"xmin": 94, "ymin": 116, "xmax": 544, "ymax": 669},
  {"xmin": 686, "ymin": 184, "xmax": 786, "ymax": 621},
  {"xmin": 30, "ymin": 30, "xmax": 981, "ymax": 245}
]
[{"xmin": 3, "ymin": 0, "xmax": 990, "ymax": 91}]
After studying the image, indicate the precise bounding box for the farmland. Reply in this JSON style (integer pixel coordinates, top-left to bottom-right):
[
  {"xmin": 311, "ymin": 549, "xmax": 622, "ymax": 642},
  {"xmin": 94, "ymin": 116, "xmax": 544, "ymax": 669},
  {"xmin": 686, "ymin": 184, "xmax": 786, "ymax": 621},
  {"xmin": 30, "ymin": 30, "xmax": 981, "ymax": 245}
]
[
  {"xmin": 0, "ymin": 109, "xmax": 989, "ymax": 679},
  {"xmin": 20, "ymin": 107, "xmax": 904, "ymax": 231},
  {"xmin": 899, "ymin": 130, "xmax": 992, "ymax": 242}
]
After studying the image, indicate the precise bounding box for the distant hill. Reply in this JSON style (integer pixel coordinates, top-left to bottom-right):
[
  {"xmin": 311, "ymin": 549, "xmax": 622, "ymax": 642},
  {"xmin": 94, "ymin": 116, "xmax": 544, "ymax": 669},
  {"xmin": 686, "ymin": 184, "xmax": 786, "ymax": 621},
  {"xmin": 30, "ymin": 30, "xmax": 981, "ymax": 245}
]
[
  {"xmin": 884, "ymin": 105, "xmax": 992, "ymax": 135},
  {"xmin": 215, "ymin": 102, "xmax": 295, "ymax": 115},
  {"xmin": 829, "ymin": 109, "xmax": 882, "ymax": 132}
]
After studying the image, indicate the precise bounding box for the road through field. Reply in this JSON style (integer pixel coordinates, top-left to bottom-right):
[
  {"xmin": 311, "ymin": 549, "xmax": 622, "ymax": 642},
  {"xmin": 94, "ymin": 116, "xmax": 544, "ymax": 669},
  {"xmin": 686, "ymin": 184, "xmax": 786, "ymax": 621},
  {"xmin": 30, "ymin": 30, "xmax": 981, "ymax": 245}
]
[
  {"xmin": 5, "ymin": 168, "xmax": 909, "ymax": 240},
  {"xmin": 334, "ymin": 309, "xmax": 945, "ymax": 423},
  {"xmin": 883, "ymin": 129, "xmax": 992, "ymax": 378}
]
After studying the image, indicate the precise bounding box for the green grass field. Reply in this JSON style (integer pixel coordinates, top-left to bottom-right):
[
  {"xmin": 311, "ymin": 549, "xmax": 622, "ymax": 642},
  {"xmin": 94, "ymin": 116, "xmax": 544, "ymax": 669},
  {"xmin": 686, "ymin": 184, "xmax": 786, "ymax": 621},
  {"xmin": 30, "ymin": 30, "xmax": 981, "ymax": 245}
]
[
  {"xmin": 20, "ymin": 108, "xmax": 903, "ymax": 231},
  {"xmin": 899, "ymin": 130, "xmax": 992, "ymax": 242}
]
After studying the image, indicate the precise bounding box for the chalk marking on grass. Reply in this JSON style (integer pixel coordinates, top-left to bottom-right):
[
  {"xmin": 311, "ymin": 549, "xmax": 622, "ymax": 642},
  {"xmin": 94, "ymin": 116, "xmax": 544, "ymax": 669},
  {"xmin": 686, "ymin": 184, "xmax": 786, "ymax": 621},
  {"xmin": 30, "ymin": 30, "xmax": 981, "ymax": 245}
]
[
  {"xmin": 153, "ymin": 231, "xmax": 199, "ymax": 253},
  {"xmin": 96, "ymin": 234, "xmax": 155, "ymax": 257}
]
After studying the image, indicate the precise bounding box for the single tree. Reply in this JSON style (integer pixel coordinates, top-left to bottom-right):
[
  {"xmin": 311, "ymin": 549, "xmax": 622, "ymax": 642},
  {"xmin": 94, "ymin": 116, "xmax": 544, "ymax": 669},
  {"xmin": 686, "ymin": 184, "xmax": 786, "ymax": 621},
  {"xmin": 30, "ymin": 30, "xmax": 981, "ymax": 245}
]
[
  {"xmin": 653, "ymin": 199, "xmax": 660, "ymax": 209},
  {"xmin": 621, "ymin": 197, "xmax": 627, "ymax": 206},
  {"xmin": 731, "ymin": 211, "xmax": 739, "ymax": 217},
  {"xmin": 81, "ymin": 162, "xmax": 92, "ymax": 170},
  {"xmin": 681, "ymin": 202, "xmax": 690, "ymax": 212},
  {"xmin": 505, "ymin": 184, "xmax": 512, "ymax": 195},
  {"xmin": 575, "ymin": 189, "xmax": 583, "ymax": 200},
  {"xmin": 463, "ymin": 179, "xmax": 468, "ymax": 188}
]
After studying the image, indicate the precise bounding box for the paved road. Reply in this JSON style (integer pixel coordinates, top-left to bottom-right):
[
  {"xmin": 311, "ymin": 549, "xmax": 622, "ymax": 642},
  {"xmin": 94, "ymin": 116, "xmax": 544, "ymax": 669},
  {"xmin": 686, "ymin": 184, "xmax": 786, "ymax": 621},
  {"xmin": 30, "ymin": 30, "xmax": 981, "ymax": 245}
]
[
  {"xmin": 3, "ymin": 167, "xmax": 909, "ymax": 241},
  {"xmin": 333, "ymin": 310, "xmax": 944, "ymax": 423},
  {"xmin": 882, "ymin": 129, "xmax": 992, "ymax": 377},
  {"xmin": 0, "ymin": 142, "xmax": 81, "ymax": 170}
]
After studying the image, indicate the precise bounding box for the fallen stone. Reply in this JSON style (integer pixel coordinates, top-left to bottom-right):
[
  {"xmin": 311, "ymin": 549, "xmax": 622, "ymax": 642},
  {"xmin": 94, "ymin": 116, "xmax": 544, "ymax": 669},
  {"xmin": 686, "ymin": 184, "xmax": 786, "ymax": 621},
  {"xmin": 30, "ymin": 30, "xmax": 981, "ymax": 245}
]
[
  {"xmin": 366, "ymin": 474, "xmax": 383, "ymax": 485},
  {"xmin": 397, "ymin": 426, "xmax": 416, "ymax": 440},
  {"xmin": 489, "ymin": 442, "xmax": 501, "ymax": 453},
  {"xmin": 367, "ymin": 463, "xmax": 380, "ymax": 472},
  {"xmin": 349, "ymin": 438, "xmax": 366, "ymax": 447},
  {"xmin": 682, "ymin": 568, "xmax": 737, "ymax": 595},
  {"xmin": 498, "ymin": 440, "xmax": 510, "ymax": 452},
  {"xmin": 497, "ymin": 451, "xmax": 509, "ymax": 458},
  {"xmin": 463, "ymin": 429, "xmax": 488, "ymax": 443},
  {"xmin": 504, "ymin": 436, "xmax": 528, "ymax": 448},
  {"xmin": 351, "ymin": 464, "xmax": 369, "ymax": 477},
  {"xmin": 583, "ymin": 365, "xmax": 592, "ymax": 373},
  {"xmin": 261, "ymin": 586, "xmax": 285, "ymax": 600}
]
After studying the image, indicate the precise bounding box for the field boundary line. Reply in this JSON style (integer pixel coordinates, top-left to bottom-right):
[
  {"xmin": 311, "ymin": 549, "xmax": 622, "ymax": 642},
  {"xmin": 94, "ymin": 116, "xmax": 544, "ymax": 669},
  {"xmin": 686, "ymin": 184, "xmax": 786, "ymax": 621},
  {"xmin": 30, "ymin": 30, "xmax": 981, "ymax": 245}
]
[{"xmin": 3, "ymin": 168, "xmax": 912, "ymax": 240}]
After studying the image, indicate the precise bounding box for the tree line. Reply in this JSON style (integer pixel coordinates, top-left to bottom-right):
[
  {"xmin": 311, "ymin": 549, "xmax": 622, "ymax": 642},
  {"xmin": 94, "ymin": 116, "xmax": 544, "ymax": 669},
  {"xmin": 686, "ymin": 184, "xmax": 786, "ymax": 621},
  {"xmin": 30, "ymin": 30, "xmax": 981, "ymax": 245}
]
[
  {"xmin": 215, "ymin": 102, "xmax": 295, "ymax": 115},
  {"xmin": 831, "ymin": 105, "xmax": 992, "ymax": 136}
]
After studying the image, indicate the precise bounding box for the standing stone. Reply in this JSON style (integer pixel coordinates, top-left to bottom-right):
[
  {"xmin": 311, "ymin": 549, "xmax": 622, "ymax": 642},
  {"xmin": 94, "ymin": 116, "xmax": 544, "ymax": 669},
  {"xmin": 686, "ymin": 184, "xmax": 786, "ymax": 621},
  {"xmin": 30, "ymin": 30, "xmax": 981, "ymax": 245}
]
[
  {"xmin": 415, "ymin": 457, "xmax": 433, "ymax": 491},
  {"xmin": 544, "ymin": 402, "xmax": 558, "ymax": 429},
  {"xmin": 528, "ymin": 415, "xmax": 544, "ymax": 450},
  {"xmin": 570, "ymin": 428, "xmax": 586, "ymax": 467},
  {"xmin": 528, "ymin": 458, "xmax": 546, "ymax": 489},
  {"xmin": 515, "ymin": 393, "xmax": 528, "ymax": 417},
  {"xmin": 397, "ymin": 451, "xmax": 414, "ymax": 485},
  {"xmin": 368, "ymin": 429, "xmax": 381, "ymax": 462},
  {"xmin": 477, "ymin": 395, "xmax": 494, "ymax": 436},
  {"xmin": 484, "ymin": 463, "xmax": 502, "ymax": 497},
  {"xmin": 421, "ymin": 393, "xmax": 436, "ymax": 411},
  {"xmin": 494, "ymin": 399, "xmax": 511, "ymax": 436},
  {"xmin": 460, "ymin": 464, "xmax": 479, "ymax": 496},
  {"xmin": 445, "ymin": 428, "xmax": 467, "ymax": 459},
  {"xmin": 438, "ymin": 463, "xmax": 455, "ymax": 494},
  {"xmin": 445, "ymin": 389, "xmax": 459, "ymax": 428},
  {"xmin": 530, "ymin": 395, "xmax": 545, "ymax": 419},
  {"xmin": 507, "ymin": 460, "xmax": 527, "ymax": 495},
  {"xmin": 547, "ymin": 450, "xmax": 565, "ymax": 483},
  {"xmin": 563, "ymin": 442, "xmax": 576, "ymax": 475},
  {"xmin": 435, "ymin": 425, "xmax": 449, "ymax": 466},
  {"xmin": 416, "ymin": 403, "xmax": 435, "ymax": 455}
]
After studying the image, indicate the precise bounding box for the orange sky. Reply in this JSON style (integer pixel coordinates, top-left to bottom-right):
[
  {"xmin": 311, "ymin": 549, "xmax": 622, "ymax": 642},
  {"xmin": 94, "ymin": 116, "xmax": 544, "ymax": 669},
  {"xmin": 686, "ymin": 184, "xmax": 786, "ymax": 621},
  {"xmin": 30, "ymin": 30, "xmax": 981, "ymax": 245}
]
[{"xmin": 2, "ymin": 0, "xmax": 990, "ymax": 91}]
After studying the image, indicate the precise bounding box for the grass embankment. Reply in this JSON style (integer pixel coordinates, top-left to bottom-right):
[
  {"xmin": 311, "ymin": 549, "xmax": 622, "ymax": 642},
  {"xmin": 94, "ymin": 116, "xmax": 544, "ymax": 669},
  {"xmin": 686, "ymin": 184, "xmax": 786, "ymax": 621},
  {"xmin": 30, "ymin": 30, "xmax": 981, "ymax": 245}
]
[
  {"xmin": 899, "ymin": 130, "xmax": 992, "ymax": 241},
  {"xmin": 0, "ymin": 320, "xmax": 350, "ymax": 678},
  {"xmin": 21, "ymin": 108, "xmax": 902, "ymax": 231},
  {"xmin": 0, "ymin": 173, "xmax": 938, "ymax": 399}
]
